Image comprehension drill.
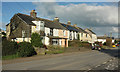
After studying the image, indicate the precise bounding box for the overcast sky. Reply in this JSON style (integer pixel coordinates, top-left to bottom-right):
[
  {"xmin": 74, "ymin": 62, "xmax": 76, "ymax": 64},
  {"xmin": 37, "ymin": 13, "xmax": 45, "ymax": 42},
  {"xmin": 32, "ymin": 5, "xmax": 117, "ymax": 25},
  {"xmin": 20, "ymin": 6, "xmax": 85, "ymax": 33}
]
[{"xmin": 2, "ymin": 2, "xmax": 119, "ymax": 38}]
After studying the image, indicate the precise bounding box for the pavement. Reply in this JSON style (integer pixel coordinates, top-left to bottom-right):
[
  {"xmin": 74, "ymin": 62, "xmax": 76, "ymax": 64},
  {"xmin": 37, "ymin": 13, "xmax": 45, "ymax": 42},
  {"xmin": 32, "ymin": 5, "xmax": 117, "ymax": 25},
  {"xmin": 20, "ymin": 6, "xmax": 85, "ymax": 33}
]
[{"xmin": 2, "ymin": 47, "xmax": 119, "ymax": 70}]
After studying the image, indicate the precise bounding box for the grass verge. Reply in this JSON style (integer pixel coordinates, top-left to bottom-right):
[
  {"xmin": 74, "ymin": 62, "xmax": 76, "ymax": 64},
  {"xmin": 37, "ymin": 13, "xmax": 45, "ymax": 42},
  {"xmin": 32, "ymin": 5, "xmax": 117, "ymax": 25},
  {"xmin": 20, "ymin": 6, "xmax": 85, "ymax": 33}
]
[{"xmin": 2, "ymin": 54, "xmax": 20, "ymax": 60}]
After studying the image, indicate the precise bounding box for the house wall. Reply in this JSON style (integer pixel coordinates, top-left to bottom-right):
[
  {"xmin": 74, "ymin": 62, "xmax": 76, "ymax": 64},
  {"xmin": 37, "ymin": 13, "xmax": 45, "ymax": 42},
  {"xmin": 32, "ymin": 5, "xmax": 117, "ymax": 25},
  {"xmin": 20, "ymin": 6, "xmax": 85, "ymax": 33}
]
[
  {"xmin": 53, "ymin": 29, "xmax": 58, "ymax": 36},
  {"xmin": 31, "ymin": 21, "xmax": 45, "ymax": 33},
  {"xmin": 58, "ymin": 29, "xmax": 68, "ymax": 38},
  {"xmin": 31, "ymin": 26, "xmax": 36, "ymax": 33},
  {"xmin": 85, "ymin": 29, "xmax": 97, "ymax": 43},
  {"xmin": 45, "ymin": 27, "xmax": 50, "ymax": 36},
  {"xmin": 91, "ymin": 34, "xmax": 97, "ymax": 43},
  {"xmin": 97, "ymin": 39, "xmax": 114, "ymax": 44},
  {"xmin": 97, "ymin": 39, "xmax": 106, "ymax": 44},
  {"xmin": 86, "ymin": 34, "xmax": 92, "ymax": 43},
  {"xmin": 6, "ymin": 24, "xmax": 11, "ymax": 40},
  {"xmin": 12, "ymin": 38, "xmax": 31, "ymax": 43},
  {"xmin": 80, "ymin": 33, "xmax": 86, "ymax": 41},
  {"xmin": 43, "ymin": 36, "xmax": 50, "ymax": 45},
  {"xmin": 69, "ymin": 31, "xmax": 74, "ymax": 40},
  {"xmin": 61, "ymin": 39, "xmax": 68, "ymax": 47},
  {"xmin": 8, "ymin": 14, "xmax": 32, "ymax": 39}
]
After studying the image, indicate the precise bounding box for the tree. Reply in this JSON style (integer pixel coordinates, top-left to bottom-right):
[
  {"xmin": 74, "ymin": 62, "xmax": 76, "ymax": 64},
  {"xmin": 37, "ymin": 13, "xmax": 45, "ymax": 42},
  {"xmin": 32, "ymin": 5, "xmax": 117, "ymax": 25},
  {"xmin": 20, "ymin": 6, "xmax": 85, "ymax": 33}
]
[
  {"xmin": 31, "ymin": 33, "xmax": 43, "ymax": 47},
  {"xmin": 114, "ymin": 40, "xmax": 117, "ymax": 44}
]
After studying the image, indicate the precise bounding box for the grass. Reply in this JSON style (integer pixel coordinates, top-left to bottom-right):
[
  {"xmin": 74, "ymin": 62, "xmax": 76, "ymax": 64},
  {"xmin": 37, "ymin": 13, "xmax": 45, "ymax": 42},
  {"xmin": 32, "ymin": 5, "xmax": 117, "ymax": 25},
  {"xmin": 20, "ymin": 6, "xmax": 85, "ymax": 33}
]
[
  {"xmin": 2, "ymin": 54, "xmax": 20, "ymax": 60},
  {"xmin": 45, "ymin": 50, "xmax": 64, "ymax": 54},
  {"xmin": 102, "ymin": 45, "xmax": 113, "ymax": 49}
]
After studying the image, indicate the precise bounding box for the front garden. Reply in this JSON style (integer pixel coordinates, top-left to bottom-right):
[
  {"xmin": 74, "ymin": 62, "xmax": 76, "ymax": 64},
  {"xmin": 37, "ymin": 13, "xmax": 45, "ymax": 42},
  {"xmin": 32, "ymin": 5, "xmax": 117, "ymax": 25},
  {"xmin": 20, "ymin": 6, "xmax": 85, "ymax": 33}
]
[{"xmin": 2, "ymin": 33, "xmax": 92, "ymax": 60}]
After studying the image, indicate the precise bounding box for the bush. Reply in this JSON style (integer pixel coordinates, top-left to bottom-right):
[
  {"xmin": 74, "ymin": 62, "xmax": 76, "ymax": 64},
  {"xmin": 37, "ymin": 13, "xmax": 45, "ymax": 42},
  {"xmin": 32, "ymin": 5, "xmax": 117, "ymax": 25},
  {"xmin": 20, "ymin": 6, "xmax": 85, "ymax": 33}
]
[
  {"xmin": 68, "ymin": 40, "xmax": 91, "ymax": 48},
  {"xmin": 31, "ymin": 33, "xmax": 43, "ymax": 47},
  {"xmin": 103, "ymin": 42, "xmax": 106, "ymax": 45},
  {"xmin": 2, "ymin": 39, "xmax": 18, "ymax": 56},
  {"xmin": 17, "ymin": 42, "xmax": 36, "ymax": 57}
]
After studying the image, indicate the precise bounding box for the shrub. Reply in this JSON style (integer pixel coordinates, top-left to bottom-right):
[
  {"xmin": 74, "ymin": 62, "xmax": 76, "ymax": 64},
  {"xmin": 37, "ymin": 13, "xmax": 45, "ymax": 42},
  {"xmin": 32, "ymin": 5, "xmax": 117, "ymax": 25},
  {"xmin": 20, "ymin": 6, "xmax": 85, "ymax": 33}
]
[
  {"xmin": 31, "ymin": 33, "xmax": 43, "ymax": 47},
  {"xmin": 68, "ymin": 40, "xmax": 91, "ymax": 48},
  {"xmin": 17, "ymin": 42, "xmax": 36, "ymax": 57},
  {"xmin": 103, "ymin": 42, "xmax": 106, "ymax": 45},
  {"xmin": 2, "ymin": 39, "xmax": 18, "ymax": 56}
]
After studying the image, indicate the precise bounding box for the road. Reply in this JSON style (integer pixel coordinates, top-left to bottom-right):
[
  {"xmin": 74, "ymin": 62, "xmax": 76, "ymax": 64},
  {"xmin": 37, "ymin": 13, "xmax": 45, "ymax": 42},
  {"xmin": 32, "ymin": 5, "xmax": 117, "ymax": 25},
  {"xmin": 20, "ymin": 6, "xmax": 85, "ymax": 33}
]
[{"xmin": 2, "ymin": 47, "xmax": 119, "ymax": 70}]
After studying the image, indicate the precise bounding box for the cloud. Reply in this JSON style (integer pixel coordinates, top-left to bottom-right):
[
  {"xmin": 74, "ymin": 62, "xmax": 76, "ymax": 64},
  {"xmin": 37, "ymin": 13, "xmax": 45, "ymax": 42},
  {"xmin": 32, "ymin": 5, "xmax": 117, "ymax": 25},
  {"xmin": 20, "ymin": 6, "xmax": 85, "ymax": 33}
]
[{"xmin": 33, "ymin": 2, "xmax": 118, "ymax": 37}]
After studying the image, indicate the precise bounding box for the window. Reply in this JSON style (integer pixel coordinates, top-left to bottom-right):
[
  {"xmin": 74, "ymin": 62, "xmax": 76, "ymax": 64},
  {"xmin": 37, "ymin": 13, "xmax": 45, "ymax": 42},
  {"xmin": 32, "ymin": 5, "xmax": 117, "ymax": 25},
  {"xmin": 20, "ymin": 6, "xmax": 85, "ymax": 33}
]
[
  {"xmin": 22, "ymin": 30, "xmax": 25, "ymax": 38},
  {"xmin": 86, "ymin": 34, "xmax": 88, "ymax": 38},
  {"xmin": 50, "ymin": 28, "xmax": 53, "ymax": 36},
  {"xmin": 63, "ymin": 30, "xmax": 66, "ymax": 36},
  {"xmin": 12, "ymin": 22, "xmax": 16, "ymax": 30},
  {"xmin": 69, "ymin": 31, "xmax": 72, "ymax": 40},
  {"xmin": 52, "ymin": 39, "xmax": 58, "ymax": 45}
]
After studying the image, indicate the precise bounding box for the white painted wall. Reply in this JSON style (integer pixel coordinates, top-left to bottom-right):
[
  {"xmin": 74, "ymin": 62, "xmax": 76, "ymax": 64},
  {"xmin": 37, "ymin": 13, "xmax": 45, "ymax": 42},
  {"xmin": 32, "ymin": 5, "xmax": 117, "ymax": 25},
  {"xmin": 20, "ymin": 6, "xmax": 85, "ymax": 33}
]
[
  {"xmin": 43, "ymin": 36, "xmax": 49, "ymax": 45},
  {"xmin": 45, "ymin": 27, "xmax": 50, "ymax": 36},
  {"xmin": 12, "ymin": 38, "xmax": 31, "ymax": 42},
  {"xmin": 92, "ymin": 34, "xmax": 97, "ymax": 43},
  {"xmin": 53, "ymin": 29, "xmax": 58, "ymax": 36},
  {"xmin": 32, "ymin": 21, "xmax": 45, "ymax": 32},
  {"xmin": 59, "ymin": 39, "xmax": 62, "ymax": 45},
  {"xmin": 97, "ymin": 39, "xmax": 106, "ymax": 44},
  {"xmin": 98, "ymin": 39, "xmax": 114, "ymax": 44},
  {"xmin": 32, "ymin": 26, "xmax": 36, "ymax": 33}
]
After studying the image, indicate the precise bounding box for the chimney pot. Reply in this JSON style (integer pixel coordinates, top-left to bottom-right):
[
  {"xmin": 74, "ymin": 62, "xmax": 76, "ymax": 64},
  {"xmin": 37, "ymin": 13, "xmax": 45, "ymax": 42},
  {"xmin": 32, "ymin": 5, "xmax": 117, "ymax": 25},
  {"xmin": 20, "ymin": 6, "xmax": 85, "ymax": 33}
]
[
  {"xmin": 67, "ymin": 21, "xmax": 71, "ymax": 25},
  {"xmin": 53, "ymin": 17, "xmax": 59, "ymax": 22},
  {"xmin": 30, "ymin": 9, "xmax": 37, "ymax": 18},
  {"xmin": 73, "ymin": 24, "xmax": 77, "ymax": 27}
]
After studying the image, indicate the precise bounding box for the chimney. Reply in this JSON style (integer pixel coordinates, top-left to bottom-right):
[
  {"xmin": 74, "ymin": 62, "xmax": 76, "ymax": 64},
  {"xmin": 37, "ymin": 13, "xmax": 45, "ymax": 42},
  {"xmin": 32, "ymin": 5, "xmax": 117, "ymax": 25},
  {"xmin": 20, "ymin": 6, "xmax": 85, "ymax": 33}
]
[
  {"xmin": 73, "ymin": 24, "xmax": 77, "ymax": 27},
  {"xmin": 30, "ymin": 9, "xmax": 37, "ymax": 18},
  {"xmin": 67, "ymin": 21, "xmax": 71, "ymax": 25},
  {"xmin": 104, "ymin": 34, "xmax": 107, "ymax": 37},
  {"xmin": 53, "ymin": 17, "xmax": 59, "ymax": 22}
]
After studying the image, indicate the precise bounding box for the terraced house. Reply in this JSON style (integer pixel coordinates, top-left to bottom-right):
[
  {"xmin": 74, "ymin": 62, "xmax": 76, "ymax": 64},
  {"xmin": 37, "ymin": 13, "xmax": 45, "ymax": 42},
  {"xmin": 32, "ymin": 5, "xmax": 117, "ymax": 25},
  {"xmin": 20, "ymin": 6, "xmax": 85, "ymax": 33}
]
[
  {"xmin": 6, "ymin": 10, "xmax": 69, "ymax": 47},
  {"xmin": 61, "ymin": 22, "xmax": 92, "ymax": 42},
  {"xmin": 6, "ymin": 10, "xmax": 97, "ymax": 47}
]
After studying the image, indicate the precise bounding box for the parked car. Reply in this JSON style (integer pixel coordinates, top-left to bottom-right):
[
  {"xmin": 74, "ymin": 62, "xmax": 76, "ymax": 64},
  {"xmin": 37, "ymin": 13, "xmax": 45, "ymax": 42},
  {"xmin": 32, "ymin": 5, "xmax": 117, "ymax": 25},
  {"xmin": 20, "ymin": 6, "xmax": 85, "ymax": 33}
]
[
  {"xmin": 112, "ymin": 43, "xmax": 116, "ymax": 48},
  {"xmin": 91, "ymin": 43, "xmax": 101, "ymax": 51}
]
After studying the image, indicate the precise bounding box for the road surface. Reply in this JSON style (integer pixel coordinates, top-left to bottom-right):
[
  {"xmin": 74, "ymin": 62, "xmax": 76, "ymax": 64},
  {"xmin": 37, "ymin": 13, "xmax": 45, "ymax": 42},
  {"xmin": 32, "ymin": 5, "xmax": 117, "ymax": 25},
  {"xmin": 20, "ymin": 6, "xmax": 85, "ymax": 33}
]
[{"xmin": 2, "ymin": 47, "xmax": 119, "ymax": 70}]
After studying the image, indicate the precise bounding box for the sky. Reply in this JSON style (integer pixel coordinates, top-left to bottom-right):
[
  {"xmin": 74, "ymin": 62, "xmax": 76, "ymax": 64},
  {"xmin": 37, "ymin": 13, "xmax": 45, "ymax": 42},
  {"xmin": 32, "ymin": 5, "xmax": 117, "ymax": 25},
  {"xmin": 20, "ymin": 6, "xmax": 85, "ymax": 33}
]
[{"xmin": 1, "ymin": 1, "xmax": 119, "ymax": 38}]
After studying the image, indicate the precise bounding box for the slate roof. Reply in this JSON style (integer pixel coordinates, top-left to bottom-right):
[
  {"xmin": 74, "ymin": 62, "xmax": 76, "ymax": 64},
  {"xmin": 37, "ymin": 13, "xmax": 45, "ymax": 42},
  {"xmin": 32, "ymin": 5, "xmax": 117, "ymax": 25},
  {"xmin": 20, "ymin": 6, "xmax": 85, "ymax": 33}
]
[
  {"xmin": 16, "ymin": 13, "xmax": 67, "ymax": 30},
  {"xmin": 61, "ymin": 23, "xmax": 87, "ymax": 33},
  {"xmin": 73, "ymin": 27, "xmax": 88, "ymax": 33},
  {"xmin": 97, "ymin": 36, "xmax": 114, "ymax": 39},
  {"xmin": 61, "ymin": 23, "xmax": 79, "ymax": 32},
  {"xmin": 85, "ymin": 28, "xmax": 96, "ymax": 34},
  {"xmin": 16, "ymin": 13, "xmax": 36, "ymax": 26},
  {"xmin": 36, "ymin": 17, "xmax": 67, "ymax": 30}
]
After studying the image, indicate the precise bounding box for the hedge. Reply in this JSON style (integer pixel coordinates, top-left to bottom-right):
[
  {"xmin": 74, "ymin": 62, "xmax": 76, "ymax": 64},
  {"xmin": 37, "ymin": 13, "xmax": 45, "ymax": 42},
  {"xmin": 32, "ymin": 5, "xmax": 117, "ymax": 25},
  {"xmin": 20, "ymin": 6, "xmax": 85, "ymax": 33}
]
[
  {"xmin": 2, "ymin": 39, "xmax": 18, "ymax": 56},
  {"xmin": 17, "ymin": 42, "xmax": 36, "ymax": 57}
]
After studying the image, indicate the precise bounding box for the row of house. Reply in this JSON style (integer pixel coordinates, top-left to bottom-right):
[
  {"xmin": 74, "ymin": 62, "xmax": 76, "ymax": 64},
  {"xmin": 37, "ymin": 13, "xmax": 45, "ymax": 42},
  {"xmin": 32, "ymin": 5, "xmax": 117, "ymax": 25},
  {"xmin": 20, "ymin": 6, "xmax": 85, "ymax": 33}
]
[{"xmin": 6, "ymin": 10, "xmax": 97, "ymax": 47}]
